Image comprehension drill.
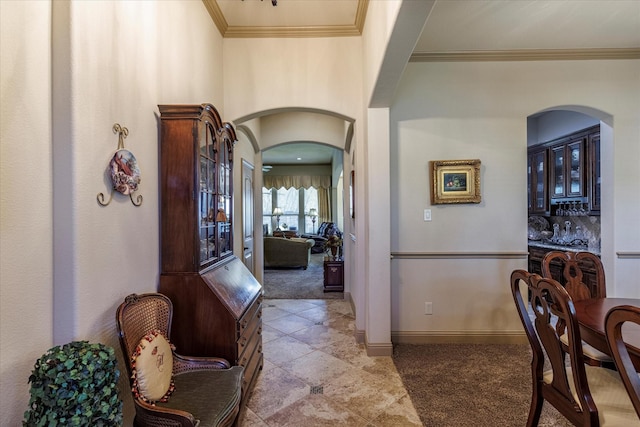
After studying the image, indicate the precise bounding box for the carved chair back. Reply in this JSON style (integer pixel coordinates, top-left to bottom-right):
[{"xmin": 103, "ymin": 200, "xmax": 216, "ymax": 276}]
[
  {"xmin": 542, "ymin": 251, "xmax": 606, "ymax": 338},
  {"xmin": 511, "ymin": 269, "xmax": 600, "ymax": 426},
  {"xmin": 605, "ymin": 305, "xmax": 640, "ymax": 418}
]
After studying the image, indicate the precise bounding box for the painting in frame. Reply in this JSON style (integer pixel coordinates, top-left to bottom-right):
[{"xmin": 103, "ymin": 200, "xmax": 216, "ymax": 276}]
[{"xmin": 430, "ymin": 159, "xmax": 481, "ymax": 204}]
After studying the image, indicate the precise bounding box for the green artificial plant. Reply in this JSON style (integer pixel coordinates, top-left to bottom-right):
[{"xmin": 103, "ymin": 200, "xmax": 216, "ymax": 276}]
[{"xmin": 24, "ymin": 340, "xmax": 123, "ymax": 426}]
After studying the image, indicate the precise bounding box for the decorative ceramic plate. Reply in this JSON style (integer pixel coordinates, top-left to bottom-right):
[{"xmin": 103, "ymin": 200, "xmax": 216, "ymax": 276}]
[
  {"xmin": 109, "ymin": 149, "xmax": 141, "ymax": 195},
  {"xmin": 528, "ymin": 215, "xmax": 550, "ymax": 240},
  {"xmin": 528, "ymin": 215, "xmax": 549, "ymax": 231}
]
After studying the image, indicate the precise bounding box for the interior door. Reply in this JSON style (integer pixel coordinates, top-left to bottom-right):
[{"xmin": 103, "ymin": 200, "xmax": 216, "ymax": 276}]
[{"xmin": 242, "ymin": 160, "xmax": 255, "ymax": 274}]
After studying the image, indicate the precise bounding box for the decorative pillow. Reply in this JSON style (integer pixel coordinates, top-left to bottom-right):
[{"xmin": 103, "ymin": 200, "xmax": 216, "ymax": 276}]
[{"xmin": 131, "ymin": 330, "xmax": 175, "ymax": 404}]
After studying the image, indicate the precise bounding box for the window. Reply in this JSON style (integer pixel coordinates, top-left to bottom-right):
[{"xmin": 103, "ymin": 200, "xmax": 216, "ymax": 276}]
[
  {"xmin": 263, "ymin": 186, "xmax": 319, "ymax": 234},
  {"xmin": 277, "ymin": 187, "xmax": 299, "ymax": 230},
  {"xmin": 304, "ymin": 187, "xmax": 318, "ymax": 233}
]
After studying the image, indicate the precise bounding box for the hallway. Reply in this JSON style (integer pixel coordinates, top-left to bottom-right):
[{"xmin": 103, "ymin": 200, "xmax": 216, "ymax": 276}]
[{"xmin": 241, "ymin": 299, "xmax": 421, "ymax": 426}]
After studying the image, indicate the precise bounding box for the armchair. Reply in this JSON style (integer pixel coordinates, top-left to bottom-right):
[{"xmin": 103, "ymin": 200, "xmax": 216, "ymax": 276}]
[
  {"xmin": 116, "ymin": 293, "xmax": 243, "ymax": 427},
  {"xmin": 264, "ymin": 237, "xmax": 314, "ymax": 269},
  {"xmin": 301, "ymin": 222, "xmax": 341, "ymax": 254}
]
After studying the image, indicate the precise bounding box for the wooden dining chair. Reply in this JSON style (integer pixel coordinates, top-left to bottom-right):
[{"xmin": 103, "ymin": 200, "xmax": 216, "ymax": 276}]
[
  {"xmin": 510, "ymin": 269, "xmax": 638, "ymax": 426},
  {"xmin": 541, "ymin": 250, "xmax": 612, "ymax": 366},
  {"xmin": 605, "ymin": 305, "xmax": 640, "ymax": 419}
]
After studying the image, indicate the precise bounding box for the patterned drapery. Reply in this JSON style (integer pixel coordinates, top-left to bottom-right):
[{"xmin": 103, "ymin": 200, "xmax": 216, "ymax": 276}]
[{"xmin": 263, "ymin": 175, "xmax": 331, "ymax": 190}]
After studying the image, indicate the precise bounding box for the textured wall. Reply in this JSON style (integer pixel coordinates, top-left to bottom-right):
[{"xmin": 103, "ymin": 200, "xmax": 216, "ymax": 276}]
[
  {"xmin": 1, "ymin": 1, "xmax": 53, "ymax": 422},
  {"xmin": 1, "ymin": 1, "xmax": 225, "ymax": 423}
]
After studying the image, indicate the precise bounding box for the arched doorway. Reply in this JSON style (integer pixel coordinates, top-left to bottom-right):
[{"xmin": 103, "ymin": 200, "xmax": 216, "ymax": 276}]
[{"xmin": 527, "ymin": 106, "xmax": 614, "ymax": 287}]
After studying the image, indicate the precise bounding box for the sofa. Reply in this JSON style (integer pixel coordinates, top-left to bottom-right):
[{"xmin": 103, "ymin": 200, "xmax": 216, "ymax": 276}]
[
  {"xmin": 264, "ymin": 237, "xmax": 314, "ymax": 269},
  {"xmin": 301, "ymin": 222, "xmax": 342, "ymax": 254}
]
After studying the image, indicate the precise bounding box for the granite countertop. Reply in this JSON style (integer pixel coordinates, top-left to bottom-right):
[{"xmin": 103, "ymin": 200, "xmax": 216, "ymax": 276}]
[{"xmin": 527, "ymin": 240, "xmax": 600, "ymax": 256}]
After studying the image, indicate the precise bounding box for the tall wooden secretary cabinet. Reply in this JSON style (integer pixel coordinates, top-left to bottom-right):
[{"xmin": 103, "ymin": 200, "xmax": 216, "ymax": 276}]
[{"xmin": 157, "ymin": 104, "xmax": 263, "ymax": 407}]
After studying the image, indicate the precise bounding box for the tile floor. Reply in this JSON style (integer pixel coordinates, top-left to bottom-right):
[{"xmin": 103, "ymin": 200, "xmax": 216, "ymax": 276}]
[{"xmin": 240, "ymin": 298, "xmax": 422, "ymax": 427}]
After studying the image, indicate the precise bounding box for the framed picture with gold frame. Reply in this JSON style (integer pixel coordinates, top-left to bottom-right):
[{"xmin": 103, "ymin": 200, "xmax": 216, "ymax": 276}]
[{"xmin": 430, "ymin": 159, "xmax": 481, "ymax": 204}]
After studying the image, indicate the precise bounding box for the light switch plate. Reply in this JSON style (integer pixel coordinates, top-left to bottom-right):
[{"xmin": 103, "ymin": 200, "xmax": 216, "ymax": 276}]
[{"xmin": 424, "ymin": 209, "xmax": 432, "ymax": 221}]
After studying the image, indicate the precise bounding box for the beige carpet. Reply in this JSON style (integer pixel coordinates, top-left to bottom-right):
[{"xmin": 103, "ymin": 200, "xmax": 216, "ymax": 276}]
[
  {"xmin": 393, "ymin": 343, "xmax": 572, "ymax": 426},
  {"xmin": 263, "ymin": 253, "xmax": 343, "ymax": 299}
]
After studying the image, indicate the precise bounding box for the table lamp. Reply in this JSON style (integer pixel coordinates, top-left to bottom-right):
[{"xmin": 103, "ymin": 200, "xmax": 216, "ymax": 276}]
[
  {"xmin": 308, "ymin": 208, "xmax": 318, "ymax": 233},
  {"xmin": 273, "ymin": 207, "xmax": 283, "ymax": 230}
]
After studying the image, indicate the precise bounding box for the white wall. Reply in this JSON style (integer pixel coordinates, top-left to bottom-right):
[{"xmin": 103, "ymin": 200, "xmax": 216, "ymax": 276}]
[
  {"xmin": 1, "ymin": 0, "xmax": 225, "ymax": 422},
  {"xmin": 390, "ymin": 59, "xmax": 640, "ymax": 339},
  {"xmin": 223, "ymin": 37, "xmax": 362, "ymax": 121},
  {"xmin": 1, "ymin": 0, "xmax": 53, "ymax": 421}
]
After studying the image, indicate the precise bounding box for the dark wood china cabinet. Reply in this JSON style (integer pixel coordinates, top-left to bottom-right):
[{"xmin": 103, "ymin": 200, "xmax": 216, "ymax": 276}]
[
  {"xmin": 527, "ymin": 125, "xmax": 599, "ymax": 216},
  {"xmin": 157, "ymin": 104, "xmax": 263, "ymax": 406}
]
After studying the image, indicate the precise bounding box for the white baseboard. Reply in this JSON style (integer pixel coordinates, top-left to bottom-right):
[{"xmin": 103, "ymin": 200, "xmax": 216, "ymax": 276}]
[{"xmin": 365, "ymin": 340, "xmax": 393, "ymax": 357}]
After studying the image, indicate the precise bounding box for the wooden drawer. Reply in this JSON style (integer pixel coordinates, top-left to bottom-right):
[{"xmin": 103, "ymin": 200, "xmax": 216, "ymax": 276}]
[
  {"xmin": 237, "ymin": 319, "xmax": 261, "ymax": 362},
  {"xmin": 240, "ymin": 343, "xmax": 263, "ymax": 395},
  {"xmin": 238, "ymin": 297, "xmax": 262, "ymax": 337}
]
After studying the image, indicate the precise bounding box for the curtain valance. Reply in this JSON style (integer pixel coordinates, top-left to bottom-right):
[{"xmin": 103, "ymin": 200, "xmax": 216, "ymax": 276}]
[{"xmin": 263, "ymin": 175, "xmax": 331, "ymax": 190}]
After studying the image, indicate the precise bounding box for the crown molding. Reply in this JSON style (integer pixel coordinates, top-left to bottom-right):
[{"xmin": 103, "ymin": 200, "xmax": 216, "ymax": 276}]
[
  {"xmin": 204, "ymin": 0, "xmax": 368, "ymax": 38},
  {"xmin": 410, "ymin": 48, "xmax": 640, "ymax": 62},
  {"xmin": 224, "ymin": 25, "xmax": 361, "ymax": 38},
  {"xmin": 203, "ymin": 0, "xmax": 228, "ymax": 36}
]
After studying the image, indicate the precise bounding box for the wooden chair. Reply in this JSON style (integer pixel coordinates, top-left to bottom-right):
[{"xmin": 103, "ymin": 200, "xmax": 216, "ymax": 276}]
[
  {"xmin": 510, "ymin": 270, "xmax": 638, "ymax": 426},
  {"xmin": 541, "ymin": 250, "xmax": 612, "ymax": 366},
  {"xmin": 116, "ymin": 293, "xmax": 243, "ymax": 427},
  {"xmin": 605, "ymin": 305, "xmax": 640, "ymax": 419}
]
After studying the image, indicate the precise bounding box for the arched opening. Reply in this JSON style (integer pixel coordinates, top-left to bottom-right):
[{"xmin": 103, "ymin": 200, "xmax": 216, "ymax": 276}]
[
  {"xmin": 527, "ymin": 106, "xmax": 614, "ymax": 287},
  {"xmin": 233, "ymin": 108, "xmax": 354, "ymax": 299}
]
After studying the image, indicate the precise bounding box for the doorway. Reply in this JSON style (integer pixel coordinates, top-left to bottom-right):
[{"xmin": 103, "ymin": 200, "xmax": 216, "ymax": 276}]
[
  {"xmin": 260, "ymin": 143, "xmax": 344, "ymax": 299},
  {"xmin": 527, "ymin": 107, "xmax": 613, "ymax": 286}
]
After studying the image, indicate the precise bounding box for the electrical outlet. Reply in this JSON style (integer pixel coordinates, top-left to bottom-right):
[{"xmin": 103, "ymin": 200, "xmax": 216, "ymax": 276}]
[
  {"xmin": 425, "ymin": 302, "xmax": 433, "ymax": 315},
  {"xmin": 424, "ymin": 209, "xmax": 432, "ymax": 221}
]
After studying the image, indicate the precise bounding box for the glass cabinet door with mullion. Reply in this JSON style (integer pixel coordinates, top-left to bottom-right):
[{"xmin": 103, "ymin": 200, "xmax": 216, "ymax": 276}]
[
  {"xmin": 199, "ymin": 122, "xmax": 218, "ymax": 268},
  {"xmin": 215, "ymin": 135, "xmax": 233, "ymax": 259}
]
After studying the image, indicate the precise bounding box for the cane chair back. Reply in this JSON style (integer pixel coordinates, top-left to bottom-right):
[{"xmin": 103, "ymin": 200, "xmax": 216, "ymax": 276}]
[
  {"xmin": 116, "ymin": 293, "xmax": 243, "ymax": 427},
  {"xmin": 117, "ymin": 293, "xmax": 172, "ymax": 380},
  {"xmin": 605, "ymin": 305, "xmax": 640, "ymax": 419},
  {"xmin": 510, "ymin": 270, "xmax": 637, "ymax": 426}
]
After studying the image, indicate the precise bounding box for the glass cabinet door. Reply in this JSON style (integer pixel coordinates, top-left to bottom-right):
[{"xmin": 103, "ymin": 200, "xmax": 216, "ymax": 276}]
[
  {"xmin": 214, "ymin": 137, "xmax": 233, "ymax": 259},
  {"xmin": 550, "ymin": 145, "xmax": 565, "ymax": 198},
  {"xmin": 198, "ymin": 123, "xmax": 217, "ymax": 266},
  {"xmin": 527, "ymin": 155, "xmax": 532, "ymax": 211},
  {"xmin": 528, "ymin": 148, "xmax": 547, "ymax": 214},
  {"xmin": 589, "ymin": 133, "xmax": 601, "ymax": 212},
  {"xmin": 567, "ymin": 140, "xmax": 584, "ymax": 197}
]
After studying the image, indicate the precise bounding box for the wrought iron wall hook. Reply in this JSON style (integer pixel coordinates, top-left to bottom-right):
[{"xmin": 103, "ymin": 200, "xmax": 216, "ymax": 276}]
[
  {"xmin": 97, "ymin": 123, "xmax": 143, "ymax": 207},
  {"xmin": 113, "ymin": 123, "xmax": 129, "ymax": 149}
]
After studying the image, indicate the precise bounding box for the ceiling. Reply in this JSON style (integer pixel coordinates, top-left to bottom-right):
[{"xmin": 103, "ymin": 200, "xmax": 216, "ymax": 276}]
[
  {"xmin": 262, "ymin": 142, "xmax": 337, "ymax": 166},
  {"xmin": 209, "ymin": 0, "xmax": 639, "ymax": 52},
  {"xmin": 208, "ymin": 0, "xmax": 639, "ymax": 165}
]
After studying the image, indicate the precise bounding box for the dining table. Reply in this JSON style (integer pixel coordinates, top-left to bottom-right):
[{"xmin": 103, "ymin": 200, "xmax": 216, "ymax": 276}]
[{"xmin": 574, "ymin": 297, "xmax": 640, "ymax": 371}]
